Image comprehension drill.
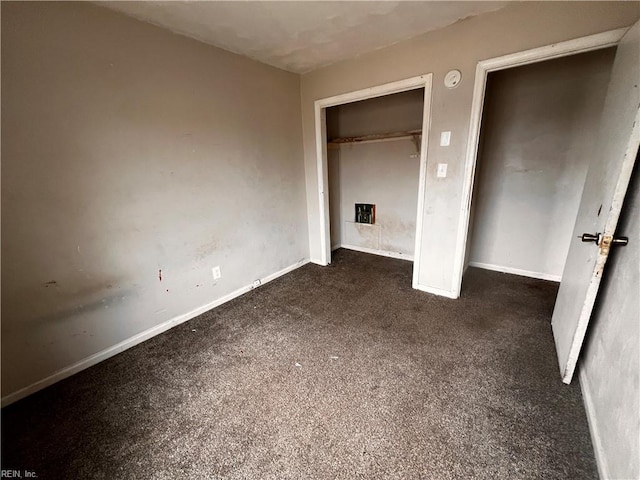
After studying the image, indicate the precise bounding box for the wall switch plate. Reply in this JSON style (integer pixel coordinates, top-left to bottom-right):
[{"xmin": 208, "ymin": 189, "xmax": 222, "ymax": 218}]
[
  {"xmin": 437, "ymin": 163, "xmax": 448, "ymax": 178},
  {"xmin": 212, "ymin": 266, "xmax": 221, "ymax": 280},
  {"xmin": 440, "ymin": 131, "xmax": 451, "ymax": 146}
]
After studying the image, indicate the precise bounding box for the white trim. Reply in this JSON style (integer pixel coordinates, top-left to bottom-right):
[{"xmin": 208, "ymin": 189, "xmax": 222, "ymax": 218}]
[
  {"xmin": 313, "ymin": 74, "xmax": 432, "ymax": 282},
  {"xmin": 579, "ymin": 368, "xmax": 610, "ymax": 480},
  {"xmin": 414, "ymin": 284, "xmax": 458, "ymax": 299},
  {"xmin": 451, "ymin": 27, "xmax": 628, "ymax": 298},
  {"xmin": 260, "ymin": 259, "xmax": 310, "ymax": 284},
  {"xmin": 480, "ymin": 28, "xmax": 627, "ymax": 72},
  {"xmin": 1, "ymin": 258, "xmax": 310, "ymax": 407},
  {"xmin": 335, "ymin": 244, "xmax": 414, "ymax": 262},
  {"xmin": 315, "ymin": 75, "xmax": 433, "ymax": 110},
  {"xmin": 468, "ymin": 261, "xmax": 561, "ymax": 282},
  {"xmin": 412, "ymin": 81, "xmax": 433, "ymax": 289},
  {"xmin": 314, "ymin": 103, "xmax": 330, "ymax": 266}
]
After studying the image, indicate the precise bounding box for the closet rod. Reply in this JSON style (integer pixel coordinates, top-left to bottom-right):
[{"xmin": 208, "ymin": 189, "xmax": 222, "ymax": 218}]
[{"xmin": 328, "ymin": 129, "xmax": 422, "ymax": 146}]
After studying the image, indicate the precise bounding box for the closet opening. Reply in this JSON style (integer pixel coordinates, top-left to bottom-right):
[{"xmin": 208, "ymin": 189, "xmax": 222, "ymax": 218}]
[
  {"xmin": 314, "ymin": 74, "xmax": 433, "ymax": 289},
  {"xmin": 462, "ymin": 47, "xmax": 617, "ymax": 290},
  {"xmin": 327, "ymin": 88, "xmax": 424, "ymax": 264}
]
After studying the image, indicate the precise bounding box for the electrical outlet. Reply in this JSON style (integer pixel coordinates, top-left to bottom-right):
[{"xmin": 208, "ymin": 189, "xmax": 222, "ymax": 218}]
[
  {"xmin": 212, "ymin": 266, "xmax": 221, "ymax": 280},
  {"xmin": 252, "ymin": 279, "xmax": 261, "ymax": 289}
]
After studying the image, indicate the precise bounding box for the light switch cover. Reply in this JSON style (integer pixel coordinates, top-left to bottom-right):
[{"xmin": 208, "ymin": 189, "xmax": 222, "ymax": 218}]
[
  {"xmin": 437, "ymin": 163, "xmax": 448, "ymax": 178},
  {"xmin": 440, "ymin": 131, "xmax": 451, "ymax": 146}
]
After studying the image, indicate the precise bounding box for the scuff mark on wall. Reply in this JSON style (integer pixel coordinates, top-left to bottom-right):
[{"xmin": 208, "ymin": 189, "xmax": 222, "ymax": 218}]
[
  {"xmin": 344, "ymin": 221, "xmax": 381, "ymax": 250},
  {"xmin": 378, "ymin": 213, "xmax": 416, "ymax": 254},
  {"xmin": 194, "ymin": 238, "xmax": 220, "ymax": 261},
  {"xmin": 10, "ymin": 288, "xmax": 137, "ymax": 330}
]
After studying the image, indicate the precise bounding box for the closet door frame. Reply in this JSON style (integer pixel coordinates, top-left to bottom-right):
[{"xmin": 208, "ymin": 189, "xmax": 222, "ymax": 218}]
[{"xmin": 452, "ymin": 28, "xmax": 627, "ymax": 298}]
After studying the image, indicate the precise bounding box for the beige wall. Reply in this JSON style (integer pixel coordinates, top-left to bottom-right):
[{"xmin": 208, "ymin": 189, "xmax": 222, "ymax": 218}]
[
  {"xmin": 328, "ymin": 89, "xmax": 424, "ymax": 138},
  {"xmin": 468, "ymin": 48, "xmax": 615, "ymax": 280},
  {"xmin": 301, "ymin": 1, "xmax": 640, "ymax": 294},
  {"xmin": 581, "ymin": 161, "xmax": 639, "ymax": 480},
  {"xmin": 1, "ymin": 2, "xmax": 307, "ymax": 399},
  {"xmin": 327, "ymin": 90, "xmax": 423, "ymax": 257}
]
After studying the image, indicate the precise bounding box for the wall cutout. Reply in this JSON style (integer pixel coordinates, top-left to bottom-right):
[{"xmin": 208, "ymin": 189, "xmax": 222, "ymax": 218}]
[{"xmin": 355, "ymin": 204, "xmax": 376, "ymax": 224}]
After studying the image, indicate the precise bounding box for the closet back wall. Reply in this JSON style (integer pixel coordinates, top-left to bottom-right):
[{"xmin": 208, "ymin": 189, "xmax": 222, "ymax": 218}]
[{"xmin": 327, "ymin": 90, "xmax": 424, "ymax": 258}]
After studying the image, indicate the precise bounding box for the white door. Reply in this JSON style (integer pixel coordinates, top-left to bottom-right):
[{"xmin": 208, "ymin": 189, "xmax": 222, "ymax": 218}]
[{"xmin": 552, "ymin": 20, "xmax": 640, "ymax": 384}]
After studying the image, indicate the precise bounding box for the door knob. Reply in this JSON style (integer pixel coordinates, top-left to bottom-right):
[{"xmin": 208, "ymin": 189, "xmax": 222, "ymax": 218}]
[
  {"xmin": 612, "ymin": 236, "xmax": 629, "ymax": 246},
  {"xmin": 580, "ymin": 232, "xmax": 628, "ymax": 246},
  {"xmin": 581, "ymin": 233, "xmax": 601, "ymax": 244}
]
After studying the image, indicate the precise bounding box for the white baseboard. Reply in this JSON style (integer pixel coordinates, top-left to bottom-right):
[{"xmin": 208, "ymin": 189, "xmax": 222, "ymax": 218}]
[
  {"xmin": 1, "ymin": 258, "xmax": 310, "ymax": 407},
  {"xmin": 334, "ymin": 244, "xmax": 414, "ymax": 262},
  {"xmin": 259, "ymin": 259, "xmax": 309, "ymax": 284},
  {"xmin": 413, "ymin": 283, "xmax": 458, "ymax": 299},
  {"xmin": 579, "ymin": 368, "xmax": 609, "ymax": 480},
  {"xmin": 467, "ymin": 261, "xmax": 561, "ymax": 282}
]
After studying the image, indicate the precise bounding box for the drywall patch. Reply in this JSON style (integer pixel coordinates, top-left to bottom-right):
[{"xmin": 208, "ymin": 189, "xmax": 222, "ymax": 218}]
[
  {"xmin": 344, "ymin": 221, "xmax": 381, "ymax": 250},
  {"xmin": 377, "ymin": 213, "xmax": 416, "ymax": 255}
]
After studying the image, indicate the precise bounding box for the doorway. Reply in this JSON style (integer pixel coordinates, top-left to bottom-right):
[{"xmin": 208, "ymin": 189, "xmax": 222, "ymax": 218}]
[
  {"xmin": 326, "ymin": 88, "xmax": 424, "ymax": 264},
  {"xmin": 452, "ymin": 28, "xmax": 628, "ymax": 297},
  {"xmin": 314, "ymin": 75, "xmax": 432, "ymax": 288},
  {"xmin": 463, "ymin": 47, "xmax": 617, "ymax": 286}
]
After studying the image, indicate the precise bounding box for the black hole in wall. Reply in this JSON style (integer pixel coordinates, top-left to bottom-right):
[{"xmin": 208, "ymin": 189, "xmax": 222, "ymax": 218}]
[{"xmin": 355, "ymin": 204, "xmax": 375, "ymax": 224}]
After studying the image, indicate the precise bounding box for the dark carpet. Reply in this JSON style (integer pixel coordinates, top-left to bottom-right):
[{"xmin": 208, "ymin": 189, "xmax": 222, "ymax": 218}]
[{"xmin": 1, "ymin": 249, "xmax": 597, "ymax": 479}]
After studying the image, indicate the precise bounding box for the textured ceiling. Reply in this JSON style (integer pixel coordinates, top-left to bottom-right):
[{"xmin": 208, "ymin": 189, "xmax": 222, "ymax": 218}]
[{"xmin": 102, "ymin": 1, "xmax": 507, "ymax": 73}]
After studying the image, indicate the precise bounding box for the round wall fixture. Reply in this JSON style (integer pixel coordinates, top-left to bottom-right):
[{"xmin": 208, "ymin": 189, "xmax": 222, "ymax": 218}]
[{"xmin": 444, "ymin": 69, "xmax": 462, "ymax": 89}]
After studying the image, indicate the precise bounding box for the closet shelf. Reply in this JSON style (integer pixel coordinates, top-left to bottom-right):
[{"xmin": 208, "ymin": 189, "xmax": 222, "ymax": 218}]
[{"xmin": 327, "ymin": 129, "xmax": 422, "ymax": 148}]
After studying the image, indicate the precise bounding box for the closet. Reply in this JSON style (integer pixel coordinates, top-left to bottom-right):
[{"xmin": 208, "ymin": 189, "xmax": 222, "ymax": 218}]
[
  {"xmin": 327, "ymin": 88, "xmax": 424, "ymax": 260},
  {"xmin": 464, "ymin": 48, "xmax": 617, "ymax": 282}
]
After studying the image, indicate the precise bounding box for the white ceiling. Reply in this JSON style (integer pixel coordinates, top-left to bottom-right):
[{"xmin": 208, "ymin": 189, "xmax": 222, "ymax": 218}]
[{"xmin": 102, "ymin": 1, "xmax": 508, "ymax": 74}]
